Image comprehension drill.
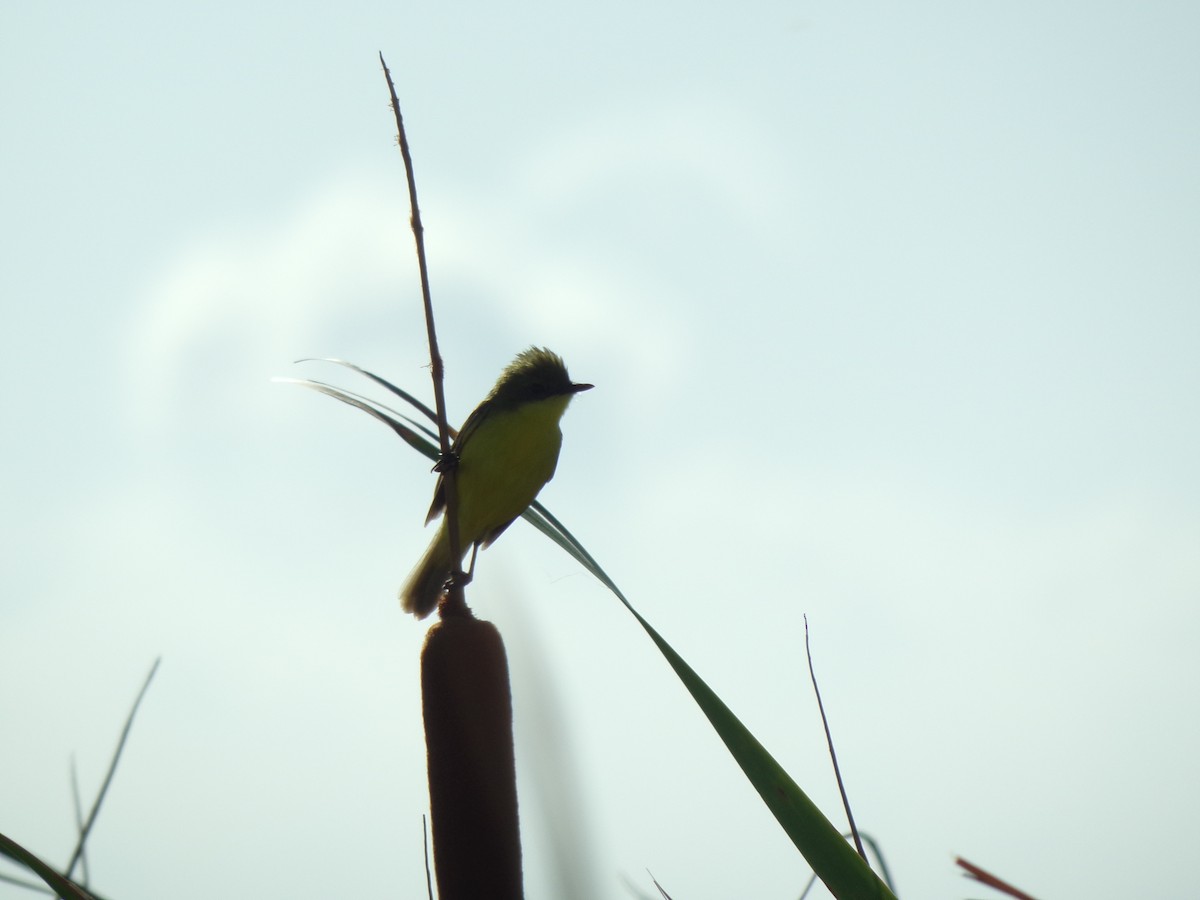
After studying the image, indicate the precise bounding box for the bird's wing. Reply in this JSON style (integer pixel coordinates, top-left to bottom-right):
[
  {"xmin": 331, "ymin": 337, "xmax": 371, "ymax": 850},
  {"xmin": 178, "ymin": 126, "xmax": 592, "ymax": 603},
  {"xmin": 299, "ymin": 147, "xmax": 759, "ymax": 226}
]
[{"xmin": 423, "ymin": 398, "xmax": 494, "ymax": 526}]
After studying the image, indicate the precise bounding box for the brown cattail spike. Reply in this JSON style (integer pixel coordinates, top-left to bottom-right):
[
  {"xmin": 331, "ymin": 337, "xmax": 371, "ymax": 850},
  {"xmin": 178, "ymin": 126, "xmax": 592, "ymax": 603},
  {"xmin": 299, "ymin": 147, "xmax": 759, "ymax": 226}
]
[{"xmin": 421, "ymin": 614, "xmax": 523, "ymax": 899}]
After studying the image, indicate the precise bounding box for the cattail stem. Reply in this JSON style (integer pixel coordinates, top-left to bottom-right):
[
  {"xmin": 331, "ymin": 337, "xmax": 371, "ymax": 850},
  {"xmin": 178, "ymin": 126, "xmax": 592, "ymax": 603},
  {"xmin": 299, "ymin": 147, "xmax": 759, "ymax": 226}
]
[{"xmin": 421, "ymin": 613, "xmax": 523, "ymax": 899}]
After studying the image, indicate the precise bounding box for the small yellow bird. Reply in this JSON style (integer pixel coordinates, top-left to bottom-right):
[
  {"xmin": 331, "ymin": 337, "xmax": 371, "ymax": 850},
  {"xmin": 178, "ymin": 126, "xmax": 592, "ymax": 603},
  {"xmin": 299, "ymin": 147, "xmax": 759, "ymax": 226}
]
[{"xmin": 400, "ymin": 347, "xmax": 592, "ymax": 617}]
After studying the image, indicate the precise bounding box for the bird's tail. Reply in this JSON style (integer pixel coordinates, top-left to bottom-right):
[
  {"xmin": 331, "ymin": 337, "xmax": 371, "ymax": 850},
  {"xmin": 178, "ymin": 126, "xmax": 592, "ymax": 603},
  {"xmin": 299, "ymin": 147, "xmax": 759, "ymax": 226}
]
[{"xmin": 399, "ymin": 524, "xmax": 455, "ymax": 618}]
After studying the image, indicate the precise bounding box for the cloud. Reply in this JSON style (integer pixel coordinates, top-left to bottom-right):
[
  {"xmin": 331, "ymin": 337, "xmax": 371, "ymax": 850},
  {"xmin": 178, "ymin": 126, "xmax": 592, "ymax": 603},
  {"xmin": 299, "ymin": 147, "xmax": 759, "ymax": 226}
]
[{"xmin": 123, "ymin": 170, "xmax": 413, "ymax": 425}]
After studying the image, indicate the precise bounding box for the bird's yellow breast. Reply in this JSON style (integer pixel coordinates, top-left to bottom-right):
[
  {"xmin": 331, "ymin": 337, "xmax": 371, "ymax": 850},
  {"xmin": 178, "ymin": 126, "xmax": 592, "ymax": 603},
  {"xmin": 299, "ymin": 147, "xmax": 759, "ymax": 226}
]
[{"xmin": 453, "ymin": 394, "xmax": 572, "ymax": 548}]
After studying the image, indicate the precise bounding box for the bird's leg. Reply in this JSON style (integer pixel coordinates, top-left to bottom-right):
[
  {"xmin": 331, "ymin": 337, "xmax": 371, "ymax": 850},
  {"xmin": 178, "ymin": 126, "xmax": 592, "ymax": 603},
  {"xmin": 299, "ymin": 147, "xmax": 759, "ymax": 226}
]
[
  {"xmin": 462, "ymin": 542, "xmax": 480, "ymax": 585},
  {"xmin": 443, "ymin": 542, "xmax": 478, "ymax": 603},
  {"xmin": 433, "ymin": 450, "xmax": 469, "ymax": 609}
]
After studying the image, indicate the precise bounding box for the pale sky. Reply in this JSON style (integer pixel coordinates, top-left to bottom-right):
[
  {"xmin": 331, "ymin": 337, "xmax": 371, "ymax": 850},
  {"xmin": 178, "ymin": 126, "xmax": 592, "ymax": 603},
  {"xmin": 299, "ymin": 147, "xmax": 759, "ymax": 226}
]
[{"xmin": 3, "ymin": 3, "xmax": 1198, "ymax": 899}]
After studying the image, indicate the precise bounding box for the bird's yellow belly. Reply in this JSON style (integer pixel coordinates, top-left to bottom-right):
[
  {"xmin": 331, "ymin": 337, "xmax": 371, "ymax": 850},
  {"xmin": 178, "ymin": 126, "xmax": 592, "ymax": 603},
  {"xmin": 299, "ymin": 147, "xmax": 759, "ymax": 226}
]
[{"xmin": 453, "ymin": 395, "xmax": 570, "ymax": 547}]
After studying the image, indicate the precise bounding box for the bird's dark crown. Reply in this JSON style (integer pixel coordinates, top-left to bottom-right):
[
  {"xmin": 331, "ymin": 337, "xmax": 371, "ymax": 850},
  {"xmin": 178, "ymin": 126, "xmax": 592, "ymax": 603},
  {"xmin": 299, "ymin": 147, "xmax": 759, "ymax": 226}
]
[{"xmin": 486, "ymin": 347, "xmax": 590, "ymax": 410}]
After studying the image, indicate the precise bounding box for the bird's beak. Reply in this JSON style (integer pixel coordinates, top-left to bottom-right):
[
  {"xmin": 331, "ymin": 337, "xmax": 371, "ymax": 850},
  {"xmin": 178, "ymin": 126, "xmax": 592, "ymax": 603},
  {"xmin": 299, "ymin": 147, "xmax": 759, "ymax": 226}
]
[{"xmin": 570, "ymin": 382, "xmax": 594, "ymax": 394}]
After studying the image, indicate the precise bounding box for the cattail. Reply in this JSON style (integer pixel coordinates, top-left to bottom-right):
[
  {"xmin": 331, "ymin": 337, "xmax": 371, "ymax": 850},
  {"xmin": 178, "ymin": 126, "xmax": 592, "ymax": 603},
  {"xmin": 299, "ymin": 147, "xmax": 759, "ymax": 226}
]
[{"xmin": 421, "ymin": 610, "xmax": 523, "ymax": 899}]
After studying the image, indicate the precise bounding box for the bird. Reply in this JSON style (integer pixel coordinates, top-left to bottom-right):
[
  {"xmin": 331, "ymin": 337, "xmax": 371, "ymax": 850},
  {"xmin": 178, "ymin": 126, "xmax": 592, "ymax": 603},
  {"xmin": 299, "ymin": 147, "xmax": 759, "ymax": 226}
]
[{"xmin": 400, "ymin": 347, "xmax": 592, "ymax": 618}]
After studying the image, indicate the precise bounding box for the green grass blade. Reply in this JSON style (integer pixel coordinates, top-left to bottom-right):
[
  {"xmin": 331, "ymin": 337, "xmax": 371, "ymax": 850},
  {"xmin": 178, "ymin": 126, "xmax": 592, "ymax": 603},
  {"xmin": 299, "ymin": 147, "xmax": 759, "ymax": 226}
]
[
  {"xmin": 0, "ymin": 832, "xmax": 105, "ymax": 900},
  {"xmin": 625, "ymin": 609, "xmax": 896, "ymax": 900}
]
